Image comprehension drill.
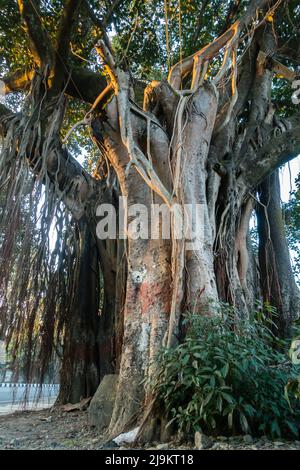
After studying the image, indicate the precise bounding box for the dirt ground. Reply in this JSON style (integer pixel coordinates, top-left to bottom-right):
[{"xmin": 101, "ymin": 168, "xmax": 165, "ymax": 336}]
[
  {"xmin": 0, "ymin": 408, "xmax": 106, "ymax": 450},
  {"xmin": 0, "ymin": 408, "xmax": 300, "ymax": 450}
]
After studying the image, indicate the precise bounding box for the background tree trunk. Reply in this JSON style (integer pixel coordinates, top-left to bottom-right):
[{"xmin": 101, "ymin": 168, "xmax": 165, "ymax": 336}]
[
  {"xmin": 58, "ymin": 218, "xmax": 101, "ymax": 403},
  {"xmin": 257, "ymin": 170, "xmax": 300, "ymax": 337}
]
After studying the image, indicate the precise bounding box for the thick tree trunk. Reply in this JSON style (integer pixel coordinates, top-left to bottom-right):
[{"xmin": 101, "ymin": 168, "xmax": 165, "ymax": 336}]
[
  {"xmin": 97, "ymin": 236, "xmax": 127, "ymax": 378},
  {"xmin": 109, "ymin": 235, "xmax": 171, "ymax": 434},
  {"xmin": 257, "ymin": 170, "xmax": 300, "ymax": 337},
  {"xmin": 91, "ymin": 84, "xmax": 236, "ymax": 436},
  {"xmin": 109, "ymin": 174, "xmax": 172, "ymax": 435},
  {"xmin": 58, "ymin": 218, "xmax": 101, "ymax": 404},
  {"xmin": 180, "ymin": 85, "xmax": 219, "ymax": 314}
]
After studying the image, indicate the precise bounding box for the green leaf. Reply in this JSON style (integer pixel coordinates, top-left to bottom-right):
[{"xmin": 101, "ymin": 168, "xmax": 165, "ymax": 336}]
[
  {"xmin": 182, "ymin": 354, "xmax": 190, "ymax": 365},
  {"xmin": 228, "ymin": 410, "xmax": 234, "ymax": 428},
  {"xmin": 221, "ymin": 363, "xmax": 229, "ymax": 378},
  {"xmin": 202, "ymin": 390, "xmax": 214, "ymax": 407},
  {"xmin": 210, "ymin": 375, "xmax": 216, "ymax": 387},
  {"xmin": 240, "ymin": 412, "xmax": 249, "ymax": 433},
  {"xmin": 216, "ymin": 394, "xmax": 223, "ymax": 413},
  {"xmin": 221, "ymin": 391, "xmax": 234, "ymax": 403},
  {"xmin": 270, "ymin": 419, "xmax": 281, "ymax": 437},
  {"xmin": 286, "ymin": 420, "xmax": 299, "ymax": 437}
]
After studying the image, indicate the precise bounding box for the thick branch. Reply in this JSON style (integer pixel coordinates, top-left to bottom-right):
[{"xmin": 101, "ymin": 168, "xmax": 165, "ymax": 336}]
[
  {"xmin": 238, "ymin": 0, "xmax": 278, "ymax": 29},
  {"xmin": 2, "ymin": 66, "xmax": 108, "ymax": 104},
  {"xmin": 169, "ymin": 0, "xmax": 280, "ymax": 89},
  {"xmin": 169, "ymin": 20, "xmax": 238, "ymax": 89},
  {"xmin": 0, "ymin": 107, "xmax": 99, "ymax": 219},
  {"xmin": 18, "ymin": 0, "xmax": 53, "ymax": 66},
  {"xmin": 220, "ymin": 0, "xmax": 242, "ymax": 34},
  {"xmin": 1, "ymin": 69, "xmax": 34, "ymax": 93},
  {"xmin": 45, "ymin": 144, "xmax": 99, "ymax": 219},
  {"xmin": 52, "ymin": 0, "xmax": 82, "ymax": 92},
  {"xmin": 243, "ymin": 112, "xmax": 300, "ymax": 187},
  {"xmin": 258, "ymin": 51, "xmax": 297, "ymax": 82},
  {"xmin": 56, "ymin": 0, "xmax": 82, "ymax": 61},
  {"xmin": 66, "ymin": 67, "xmax": 108, "ymax": 103}
]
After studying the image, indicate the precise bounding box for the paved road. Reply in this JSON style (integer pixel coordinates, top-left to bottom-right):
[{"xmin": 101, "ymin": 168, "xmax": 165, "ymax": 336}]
[{"xmin": 0, "ymin": 384, "xmax": 59, "ymax": 415}]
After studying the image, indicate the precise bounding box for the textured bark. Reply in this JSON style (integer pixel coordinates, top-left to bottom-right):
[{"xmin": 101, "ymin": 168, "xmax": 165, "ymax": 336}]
[
  {"xmin": 181, "ymin": 85, "xmax": 219, "ymax": 314},
  {"xmin": 92, "ymin": 98, "xmax": 172, "ymax": 434},
  {"xmin": 97, "ymin": 235, "xmax": 126, "ymax": 378},
  {"xmin": 58, "ymin": 219, "xmax": 100, "ymax": 404}
]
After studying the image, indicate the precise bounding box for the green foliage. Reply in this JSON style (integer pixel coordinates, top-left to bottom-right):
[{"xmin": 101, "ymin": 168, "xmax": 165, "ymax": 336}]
[
  {"xmin": 1, "ymin": 0, "xmax": 300, "ymax": 165},
  {"xmin": 151, "ymin": 305, "xmax": 300, "ymax": 438}
]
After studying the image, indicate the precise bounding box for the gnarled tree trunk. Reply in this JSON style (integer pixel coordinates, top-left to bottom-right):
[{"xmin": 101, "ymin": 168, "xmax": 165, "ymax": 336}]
[
  {"xmin": 1, "ymin": 0, "xmax": 300, "ymax": 441},
  {"xmin": 58, "ymin": 218, "xmax": 100, "ymax": 404}
]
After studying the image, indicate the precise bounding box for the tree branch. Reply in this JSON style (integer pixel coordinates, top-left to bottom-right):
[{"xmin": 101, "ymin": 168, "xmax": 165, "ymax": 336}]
[
  {"xmin": 1, "ymin": 66, "xmax": 108, "ymax": 104},
  {"xmin": 2, "ymin": 69, "xmax": 34, "ymax": 93},
  {"xmin": 84, "ymin": 0, "xmax": 122, "ymax": 31},
  {"xmin": 277, "ymin": 36, "xmax": 300, "ymax": 65},
  {"xmin": 56, "ymin": 0, "xmax": 82, "ymax": 61},
  {"xmin": 243, "ymin": 111, "xmax": 300, "ymax": 187},
  {"xmin": 190, "ymin": 0, "xmax": 210, "ymax": 45},
  {"xmin": 258, "ymin": 51, "xmax": 297, "ymax": 82},
  {"xmin": 220, "ymin": 0, "xmax": 242, "ymax": 35},
  {"xmin": 66, "ymin": 66, "xmax": 108, "ymax": 103},
  {"xmin": 0, "ymin": 105, "xmax": 100, "ymax": 219},
  {"xmin": 239, "ymin": 0, "xmax": 279, "ymax": 29},
  {"xmin": 52, "ymin": 0, "xmax": 82, "ymax": 92},
  {"xmin": 84, "ymin": 0, "xmax": 123, "ymax": 59},
  {"xmin": 168, "ymin": 0, "xmax": 281, "ymax": 89},
  {"xmin": 17, "ymin": 0, "xmax": 53, "ymax": 66}
]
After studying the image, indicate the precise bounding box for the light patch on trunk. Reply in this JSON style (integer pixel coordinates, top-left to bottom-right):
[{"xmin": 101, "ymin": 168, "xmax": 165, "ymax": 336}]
[
  {"xmin": 138, "ymin": 322, "xmax": 150, "ymax": 354},
  {"xmin": 0, "ymin": 80, "xmax": 5, "ymax": 103},
  {"xmin": 131, "ymin": 267, "xmax": 147, "ymax": 284}
]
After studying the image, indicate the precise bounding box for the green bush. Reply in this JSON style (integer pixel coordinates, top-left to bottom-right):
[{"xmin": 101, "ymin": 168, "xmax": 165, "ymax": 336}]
[{"xmin": 151, "ymin": 305, "xmax": 300, "ymax": 438}]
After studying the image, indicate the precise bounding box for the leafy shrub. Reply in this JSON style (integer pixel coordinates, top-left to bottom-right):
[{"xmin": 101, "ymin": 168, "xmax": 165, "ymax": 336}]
[{"xmin": 151, "ymin": 305, "xmax": 300, "ymax": 438}]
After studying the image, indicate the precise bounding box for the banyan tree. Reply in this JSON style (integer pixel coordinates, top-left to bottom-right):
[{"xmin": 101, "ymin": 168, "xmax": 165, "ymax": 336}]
[{"xmin": 0, "ymin": 0, "xmax": 300, "ymax": 438}]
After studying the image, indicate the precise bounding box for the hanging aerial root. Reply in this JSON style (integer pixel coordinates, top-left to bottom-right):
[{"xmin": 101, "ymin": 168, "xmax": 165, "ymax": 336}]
[
  {"xmin": 95, "ymin": 39, "xmax": 174, "ymax": 208},
  {"xmin": 0, "ymin": 71, "xmax": 95, "ymax": 391},
  {"xmin": 168, "ymin": 20, "xmax": 240, "ymax": 90},
  {"xmin": 0, "ymin": 126, "xmax": 78, "ymax": 387},
  {"xmin": 235, "ymin": 197, "xmax": 255, "ymax": 291}
]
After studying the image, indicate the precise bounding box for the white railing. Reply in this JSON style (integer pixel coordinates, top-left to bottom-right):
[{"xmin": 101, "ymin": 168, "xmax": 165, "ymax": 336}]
[{"xmin": 0, "ymin": 383, "xmax": 59, "ymax": 388}]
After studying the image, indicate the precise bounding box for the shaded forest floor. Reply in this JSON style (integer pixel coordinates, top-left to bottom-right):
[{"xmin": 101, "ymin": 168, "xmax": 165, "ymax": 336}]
[{"xmin": 0, "ymin": 408, "xmax": 300, "ymax": 450}]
